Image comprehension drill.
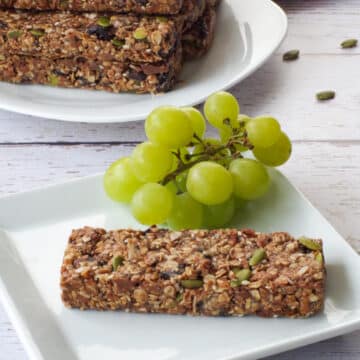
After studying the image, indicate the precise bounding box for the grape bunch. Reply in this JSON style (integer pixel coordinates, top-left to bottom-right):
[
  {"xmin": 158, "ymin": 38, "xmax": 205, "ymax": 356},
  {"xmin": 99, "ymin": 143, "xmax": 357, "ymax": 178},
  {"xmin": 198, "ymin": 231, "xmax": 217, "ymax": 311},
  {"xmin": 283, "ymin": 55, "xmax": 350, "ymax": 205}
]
[{"xmin": 104, "ymin": 91, "xmax": 292, "ymax": 229}]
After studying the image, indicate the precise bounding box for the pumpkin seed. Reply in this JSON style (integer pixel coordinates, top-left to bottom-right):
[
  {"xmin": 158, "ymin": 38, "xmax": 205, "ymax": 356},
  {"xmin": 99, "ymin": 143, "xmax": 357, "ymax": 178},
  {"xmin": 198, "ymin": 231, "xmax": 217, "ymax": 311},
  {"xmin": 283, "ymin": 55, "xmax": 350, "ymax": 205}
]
[
  {"xmin": 180, "ymin": 279, "xmax": 203, "ymax": 289},
  {"xmin": 112, "ymin": 255, "xmax": 124, "ymax": 271},
  {"xmin": 299, "ymin": 237, "xmax": 322, "ymax": 251},
  {"xmin": 249, "ymin": 248, "xmax": 266, "ymax": 267}
]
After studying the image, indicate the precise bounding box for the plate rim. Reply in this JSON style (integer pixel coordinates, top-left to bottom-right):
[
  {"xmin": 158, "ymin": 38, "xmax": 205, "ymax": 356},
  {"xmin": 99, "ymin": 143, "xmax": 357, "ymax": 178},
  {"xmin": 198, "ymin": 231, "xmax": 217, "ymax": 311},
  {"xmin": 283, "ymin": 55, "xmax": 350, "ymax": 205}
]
[
  {"xmin": 1, "ymin": 172, "xmax": 360, "ymax": 360},
  {"xmin": 0, "ymin": 0, "xmax": 288, "ymax": 123}
]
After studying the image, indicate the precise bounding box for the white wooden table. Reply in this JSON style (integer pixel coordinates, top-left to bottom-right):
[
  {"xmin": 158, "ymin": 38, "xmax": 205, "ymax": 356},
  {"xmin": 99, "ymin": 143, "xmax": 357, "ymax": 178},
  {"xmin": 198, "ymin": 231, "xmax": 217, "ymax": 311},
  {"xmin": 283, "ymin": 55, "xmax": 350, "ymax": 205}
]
[{"xmin": 1, "ymin": 0, "xmax": 360, "ymax": 358}]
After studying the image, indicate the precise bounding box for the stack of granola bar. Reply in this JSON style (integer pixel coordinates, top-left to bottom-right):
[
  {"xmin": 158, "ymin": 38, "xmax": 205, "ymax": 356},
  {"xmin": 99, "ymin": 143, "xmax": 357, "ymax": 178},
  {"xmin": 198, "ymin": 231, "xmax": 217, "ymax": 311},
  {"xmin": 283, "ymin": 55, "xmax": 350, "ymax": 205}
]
[{"xmin": 0, "ymin": 0, "xmax": 220, "ymax": 93}]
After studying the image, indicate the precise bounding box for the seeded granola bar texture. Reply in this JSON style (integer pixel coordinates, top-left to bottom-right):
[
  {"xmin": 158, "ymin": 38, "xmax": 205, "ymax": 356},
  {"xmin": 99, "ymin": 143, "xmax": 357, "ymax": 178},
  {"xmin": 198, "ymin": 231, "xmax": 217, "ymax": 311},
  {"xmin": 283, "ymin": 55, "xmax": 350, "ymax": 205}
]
[
  {"xmin": 60, "ymin": 227, "xmax": 325, "ymax": 318},
  {"xmin": 0, "ymin": 10, "xmax": 186, "ymax": 63},
  {"xmin": 183, "ymin": 5, "xmax": 216, "ymax": 60},
  {"xmin": 0, "ymin": 45, "xmax": 182, "ymax": 93},
  {"xmin": 0, "ymin": 0, "xmax": 185, "ymax": 14},
  {"xmin": 0, "ymin": 3, "xmax": 217, "ymax": 94}
]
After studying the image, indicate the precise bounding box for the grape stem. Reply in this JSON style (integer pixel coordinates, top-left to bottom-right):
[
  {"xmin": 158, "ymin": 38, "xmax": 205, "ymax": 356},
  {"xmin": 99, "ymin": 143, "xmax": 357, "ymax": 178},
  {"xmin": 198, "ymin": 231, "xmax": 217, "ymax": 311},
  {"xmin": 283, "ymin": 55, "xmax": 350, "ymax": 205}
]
[
  {"xmin": 162, "ymin": 155, "xmax": 209, "ymax": 185},
  {"xmin": 161, "ymin": 130, "xmax": 253, "ymax": 186}
]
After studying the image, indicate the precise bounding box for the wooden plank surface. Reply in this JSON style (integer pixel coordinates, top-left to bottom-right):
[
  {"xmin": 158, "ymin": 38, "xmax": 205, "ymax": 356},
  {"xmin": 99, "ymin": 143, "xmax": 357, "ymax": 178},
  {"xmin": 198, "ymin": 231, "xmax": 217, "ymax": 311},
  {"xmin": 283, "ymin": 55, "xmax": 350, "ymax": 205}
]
[{"xmin": 1, "ymin": 0, "xmax": 360, "ymax": 359}]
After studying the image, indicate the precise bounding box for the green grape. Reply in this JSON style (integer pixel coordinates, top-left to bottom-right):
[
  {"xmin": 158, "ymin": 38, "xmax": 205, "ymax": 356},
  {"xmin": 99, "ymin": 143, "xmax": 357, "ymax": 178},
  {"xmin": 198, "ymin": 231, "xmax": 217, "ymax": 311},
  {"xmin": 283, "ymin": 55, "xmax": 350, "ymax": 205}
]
[
  {"xmin": 131, "ymin": 183, "xmax": 173, "ymax": 225},
  {"xmin": 219, "ymin": 126, "xmax": 232, "ymax": 143},
  {"xmin": 204, "ymin": 91, "xmax": 240, "ymax": 129},
  {"xmin": 132, "ymin": 141, "xmax": 173, "ymax": 182},
  {"xmin": 234, "ymin": 196, "xmax": 247, "ymax": 210},
  {"xmin": 103, "ymin": 157, "xmax": 144, "ymax": 203},
  {"xmin": 245, "ymin": 116, "xmax": 281, "ymax": 148},
  {"xmin": 229, "ymin": 158, "xmax": 270, "ymax": 200},
  {"xmin": 186, "ymin": 161, "xmax": 234, "ymax": 205},
  {"xmin": 145, "ymin": 106, "xmax": 193, "ymax": 149},
  {"xmin": 165, "ymin": 180, "xmax": 178, "ymax": 196},
  {"xmin": 175, "ymin": 171, "xmax": 188, "ymax": 193},
  {"xmin": 203, "ymin": 197, "xmax": 235, "ymax": 229},
  {"xmin": 237, "ymin": 114, "xmax": 252, "ymax": 125},
  {"xmin": 193, "ymin": 138, "xmax": 220, "ymax": 154},
  {"xmin": 253, "ymin": 131, "xmax": 292, "ymax": 167},
  {"xmin": 182, "ymin": 107, "xmax": 206, "ymax": 139},
  {"xmin": 167, "ymin": 192, "xmax": 203, "ymax": 230}
]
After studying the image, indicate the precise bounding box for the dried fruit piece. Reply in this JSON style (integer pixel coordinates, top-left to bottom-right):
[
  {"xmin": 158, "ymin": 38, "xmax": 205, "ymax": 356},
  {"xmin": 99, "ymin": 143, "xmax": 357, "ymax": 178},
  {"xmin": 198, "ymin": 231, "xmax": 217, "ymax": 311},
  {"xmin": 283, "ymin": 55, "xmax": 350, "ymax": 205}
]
[{"xmin": 87, "ymin": 24, "xmax": 114, "ymax": 41}]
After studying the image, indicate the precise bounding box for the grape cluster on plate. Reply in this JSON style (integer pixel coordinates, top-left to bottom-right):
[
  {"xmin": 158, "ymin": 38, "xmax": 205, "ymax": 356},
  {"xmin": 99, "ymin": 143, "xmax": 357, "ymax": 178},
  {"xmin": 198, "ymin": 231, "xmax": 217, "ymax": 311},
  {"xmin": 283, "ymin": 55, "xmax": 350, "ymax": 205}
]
[{"xmin": 104, "ymin": 91, "xmax": 292, "ymax": 229}]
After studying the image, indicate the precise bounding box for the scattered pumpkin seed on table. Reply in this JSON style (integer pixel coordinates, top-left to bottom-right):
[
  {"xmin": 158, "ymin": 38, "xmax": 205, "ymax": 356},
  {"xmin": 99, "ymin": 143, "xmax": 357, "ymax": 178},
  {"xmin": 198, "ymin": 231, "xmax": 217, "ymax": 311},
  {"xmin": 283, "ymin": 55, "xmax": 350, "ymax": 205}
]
[
  {"xmin": 282, "ymin": 49, "xmax": 300, "ymax": 61},
  {"xmin": 316, "ymin": 91, "xmax": 335, "ymax": 101},
  {"xmin": 341, "ymin": 39, "xmax": 358, "ymax": 49}
]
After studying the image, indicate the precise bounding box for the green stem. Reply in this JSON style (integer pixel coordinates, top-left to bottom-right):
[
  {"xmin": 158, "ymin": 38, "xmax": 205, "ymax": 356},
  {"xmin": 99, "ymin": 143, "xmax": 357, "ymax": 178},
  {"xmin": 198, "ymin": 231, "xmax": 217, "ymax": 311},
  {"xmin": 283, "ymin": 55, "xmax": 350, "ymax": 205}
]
[{"xmin": 162, "ymin": 131, "xmax": 252, "ymax": 185}]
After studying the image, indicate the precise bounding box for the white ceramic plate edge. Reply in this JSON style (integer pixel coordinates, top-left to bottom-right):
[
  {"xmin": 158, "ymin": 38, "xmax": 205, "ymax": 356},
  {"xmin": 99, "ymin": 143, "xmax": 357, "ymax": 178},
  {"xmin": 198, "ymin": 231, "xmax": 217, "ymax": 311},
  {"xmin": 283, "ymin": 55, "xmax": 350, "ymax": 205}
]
[{"xmin": 0, "ymin": 267, "xmax": 44, "ymax": 360}]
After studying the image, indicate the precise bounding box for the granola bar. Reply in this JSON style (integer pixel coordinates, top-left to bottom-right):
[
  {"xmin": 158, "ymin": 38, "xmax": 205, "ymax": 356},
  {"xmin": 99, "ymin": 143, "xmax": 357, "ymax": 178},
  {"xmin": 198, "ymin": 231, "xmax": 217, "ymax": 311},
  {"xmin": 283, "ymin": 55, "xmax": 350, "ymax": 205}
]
[
  {"xmin": 0, "ymin": 47, "xmax": 182, "ymax": 93},
  {"xmin": 183, "ymin": 5, "xmax": 216, "ymax": 60},
  {"xmin": 0, "ymin": 0, "xmax": 184, "ymax": 14},
  {"xmin": 60, "ymin": 227, "xmax": 326, "ymax": 318},
  {"xmin": 0, "ymin": 2, "xmax": 204, "ymax": 63}
]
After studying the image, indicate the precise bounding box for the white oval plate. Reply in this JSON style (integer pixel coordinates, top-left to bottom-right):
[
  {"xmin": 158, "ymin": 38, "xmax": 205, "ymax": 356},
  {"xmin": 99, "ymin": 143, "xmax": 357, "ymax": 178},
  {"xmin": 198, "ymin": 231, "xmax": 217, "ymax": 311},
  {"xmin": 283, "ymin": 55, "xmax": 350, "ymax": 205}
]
[{"xmin": 0, "ymin": 0, "xmax": 287, "ymax": 122}]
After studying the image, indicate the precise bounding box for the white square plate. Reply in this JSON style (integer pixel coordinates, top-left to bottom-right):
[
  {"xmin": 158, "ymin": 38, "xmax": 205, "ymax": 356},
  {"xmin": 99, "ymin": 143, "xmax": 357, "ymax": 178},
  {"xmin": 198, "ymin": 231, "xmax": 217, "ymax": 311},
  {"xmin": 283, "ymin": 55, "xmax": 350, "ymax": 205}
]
[
  {"xmin": 0, "ymin": 170, "xmax": 360, "ymax": 360},
  {"xmin": 0, "ymin": 0, "xmax": 287, "ymax": 122}
]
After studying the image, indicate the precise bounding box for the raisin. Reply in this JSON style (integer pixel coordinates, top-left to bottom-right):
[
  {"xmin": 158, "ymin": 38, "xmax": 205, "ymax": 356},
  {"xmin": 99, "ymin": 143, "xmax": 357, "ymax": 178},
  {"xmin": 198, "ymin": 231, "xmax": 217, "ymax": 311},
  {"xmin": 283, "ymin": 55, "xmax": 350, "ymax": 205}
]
[
  {"xmin": 126, "ymin": 69, "xmax": 146, "ymax": 82},
  {"xmin": 0, "ymin": 20, "xmax": 7, "ymax": 29},
  {"xmin": 136, "ymin": 0, "xmax": 148, "ymax": 5},
  {"xmin": 86, "ymin": 24, "xmax": 114, "ymax": 41}
]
